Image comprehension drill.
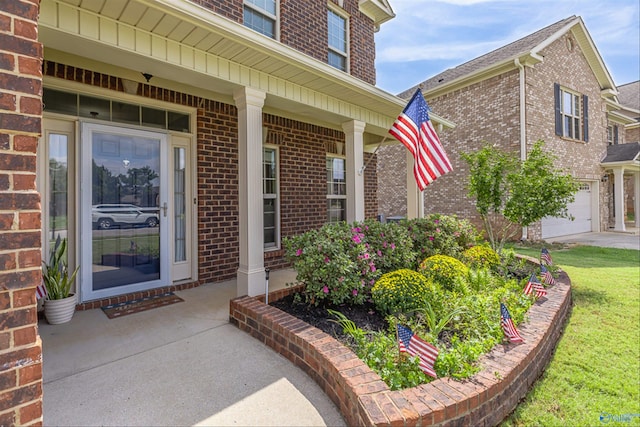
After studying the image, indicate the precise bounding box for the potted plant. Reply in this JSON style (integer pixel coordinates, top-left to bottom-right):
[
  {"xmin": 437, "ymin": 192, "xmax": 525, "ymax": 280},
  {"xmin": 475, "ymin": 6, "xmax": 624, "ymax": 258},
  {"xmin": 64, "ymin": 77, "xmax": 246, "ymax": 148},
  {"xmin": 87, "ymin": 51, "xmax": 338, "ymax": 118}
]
[{"xmin": 42, "ymin": 236, "xmax": 79, "ymax": 324}]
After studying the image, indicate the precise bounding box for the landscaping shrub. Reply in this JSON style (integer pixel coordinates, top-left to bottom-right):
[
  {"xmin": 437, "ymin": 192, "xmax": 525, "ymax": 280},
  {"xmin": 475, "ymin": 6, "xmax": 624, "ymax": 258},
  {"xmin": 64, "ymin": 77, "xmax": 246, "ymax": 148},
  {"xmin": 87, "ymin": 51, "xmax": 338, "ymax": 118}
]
[
  {"xmin": 282, "ymin": 216, "xmax": 537, "ymax": 391},
  {"xmin": 462, "ymin": 244, "xmax": 501, "ymax": 270},
  {"xmin": 418, "ymin": 254, "xmax": 470, "ymax": 292},
  {"xmin": 371, "ymin": 269, "xmax": 435, "ymax": 315},
  {"xmin": 283, "ymin": 220, "xmax": 415, "ymax": 306},
  {"xmin": 403, "ymin": 214, "xmax": 479, "ymax": 267}
]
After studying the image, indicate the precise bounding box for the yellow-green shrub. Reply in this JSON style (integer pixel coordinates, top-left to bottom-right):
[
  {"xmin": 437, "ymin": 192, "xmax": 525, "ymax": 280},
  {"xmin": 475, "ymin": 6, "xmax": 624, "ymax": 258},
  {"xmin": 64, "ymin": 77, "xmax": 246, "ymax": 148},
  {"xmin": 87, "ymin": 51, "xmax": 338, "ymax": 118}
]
[
  {"xmin": 372, "ymin": 269, "xmax": 434, "ymax": 315},
  {"xmin": 418, "ymin": 255, "xmax": 469, "ymax": 291},
  {"xmin": 462, "ymin": 245, "xmax": 500, "ymax": 270}
]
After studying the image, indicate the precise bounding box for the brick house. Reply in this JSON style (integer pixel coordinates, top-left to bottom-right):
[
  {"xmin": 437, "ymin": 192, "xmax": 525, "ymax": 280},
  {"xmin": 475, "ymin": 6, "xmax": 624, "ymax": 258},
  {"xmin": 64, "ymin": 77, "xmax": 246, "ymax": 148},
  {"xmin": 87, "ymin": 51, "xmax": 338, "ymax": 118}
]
[
  {"xmin": 0, "ymin": 0, "xmax": 465, "ymax": 423},
  {"xmin": 378, "ymin": 16, "xmax": 640, "ymax": 239}
]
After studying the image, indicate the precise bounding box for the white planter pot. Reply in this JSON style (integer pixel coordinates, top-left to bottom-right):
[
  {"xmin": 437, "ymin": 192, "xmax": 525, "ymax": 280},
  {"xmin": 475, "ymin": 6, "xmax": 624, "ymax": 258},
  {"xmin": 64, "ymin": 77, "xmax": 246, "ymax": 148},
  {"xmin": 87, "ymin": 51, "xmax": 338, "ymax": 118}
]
[{"xmin": 44, "ymin": 294, "xmax": 77, "ymax": 324}]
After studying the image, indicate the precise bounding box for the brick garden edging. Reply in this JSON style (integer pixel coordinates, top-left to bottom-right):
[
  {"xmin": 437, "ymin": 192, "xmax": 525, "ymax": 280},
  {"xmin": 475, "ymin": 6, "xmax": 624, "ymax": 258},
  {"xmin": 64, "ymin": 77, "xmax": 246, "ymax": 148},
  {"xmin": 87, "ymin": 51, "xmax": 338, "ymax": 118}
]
[{"xmin": 229, "ymin": 264, "xmax": 572, "ymax": 426}]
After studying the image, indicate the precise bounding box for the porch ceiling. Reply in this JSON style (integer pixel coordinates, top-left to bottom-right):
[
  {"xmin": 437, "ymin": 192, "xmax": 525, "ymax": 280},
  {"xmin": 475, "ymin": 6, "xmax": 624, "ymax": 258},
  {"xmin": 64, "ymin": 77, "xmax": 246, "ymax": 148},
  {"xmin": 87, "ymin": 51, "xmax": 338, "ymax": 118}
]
[{"xmin": 39, "ymin": 0, "xmax": 451, "ymax": 143}]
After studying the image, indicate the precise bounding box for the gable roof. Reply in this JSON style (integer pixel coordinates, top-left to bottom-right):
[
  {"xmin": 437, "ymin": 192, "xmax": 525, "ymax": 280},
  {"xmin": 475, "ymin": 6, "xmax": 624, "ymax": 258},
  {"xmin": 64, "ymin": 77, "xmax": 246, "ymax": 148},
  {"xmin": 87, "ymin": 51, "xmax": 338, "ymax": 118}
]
[
  {"xmin": 399, "ymin": 16, "xmax": 617, "ymax": 100},
  {"xmin": 601, "ymin": 142, "xmax": 640, "ymax": 164},
  {"xmin": 618, "ymin": 81, "xmax": 640, "ymax": 110}
]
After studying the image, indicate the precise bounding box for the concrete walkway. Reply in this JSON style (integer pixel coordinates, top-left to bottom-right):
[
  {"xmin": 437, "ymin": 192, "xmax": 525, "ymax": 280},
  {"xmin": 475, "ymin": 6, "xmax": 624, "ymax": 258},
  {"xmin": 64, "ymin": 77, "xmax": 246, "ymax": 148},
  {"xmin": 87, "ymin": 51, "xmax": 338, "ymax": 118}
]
[
  {"xmin": 40, "ymin": 270, "xmax": 345, "ymax": 427},
  {"xmin": 40, "ymin": 230, "xmax": 637, "ymax": 426}
]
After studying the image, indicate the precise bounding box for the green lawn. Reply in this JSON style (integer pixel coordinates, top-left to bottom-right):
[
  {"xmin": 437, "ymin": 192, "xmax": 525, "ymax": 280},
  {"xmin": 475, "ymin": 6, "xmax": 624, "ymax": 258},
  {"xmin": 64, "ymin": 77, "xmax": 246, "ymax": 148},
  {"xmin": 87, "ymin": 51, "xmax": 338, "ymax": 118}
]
[{"xmin": 502, "ymin": 245, "xmax": 640, "ymax": 427}]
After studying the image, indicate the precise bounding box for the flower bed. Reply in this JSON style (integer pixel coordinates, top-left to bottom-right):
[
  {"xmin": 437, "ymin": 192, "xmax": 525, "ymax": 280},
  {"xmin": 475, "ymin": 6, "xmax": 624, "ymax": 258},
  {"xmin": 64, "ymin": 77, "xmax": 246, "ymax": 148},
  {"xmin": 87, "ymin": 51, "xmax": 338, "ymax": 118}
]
[{"xmin": 229, "ymin": 258, "xmax": 572, "ymax": 426}]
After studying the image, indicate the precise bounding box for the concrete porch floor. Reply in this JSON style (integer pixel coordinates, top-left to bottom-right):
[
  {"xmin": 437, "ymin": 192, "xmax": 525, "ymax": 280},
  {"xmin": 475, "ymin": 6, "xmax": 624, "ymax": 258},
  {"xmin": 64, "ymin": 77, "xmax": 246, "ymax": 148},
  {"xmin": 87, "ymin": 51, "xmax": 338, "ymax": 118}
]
[{"xmin": 40, "ymin": 269, "xmax": 346, "ymax": 427}]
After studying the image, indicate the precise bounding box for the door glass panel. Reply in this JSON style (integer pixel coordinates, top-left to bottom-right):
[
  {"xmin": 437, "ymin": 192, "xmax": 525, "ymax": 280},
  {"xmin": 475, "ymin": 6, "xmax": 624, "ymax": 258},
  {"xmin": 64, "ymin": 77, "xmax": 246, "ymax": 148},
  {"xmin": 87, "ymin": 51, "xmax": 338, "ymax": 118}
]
[
  {"xmin": 48, "ymin": 134, "xmax": 68, "ymax": 251},
  {"xmin": 174, "ymin": 148, "xmax": 186, "ymax": 262},
  {"xmin": 91, "ymin": 132, "xmax": 161, "ymax": 290}
]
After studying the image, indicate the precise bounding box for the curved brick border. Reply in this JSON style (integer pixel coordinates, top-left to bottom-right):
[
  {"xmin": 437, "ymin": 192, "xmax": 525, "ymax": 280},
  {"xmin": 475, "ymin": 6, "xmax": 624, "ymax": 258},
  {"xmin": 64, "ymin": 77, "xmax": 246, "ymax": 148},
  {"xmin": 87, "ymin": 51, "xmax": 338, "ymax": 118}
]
[{"xmin": 230, "ymin": 263, "xmax": 571, "ymax": 426}]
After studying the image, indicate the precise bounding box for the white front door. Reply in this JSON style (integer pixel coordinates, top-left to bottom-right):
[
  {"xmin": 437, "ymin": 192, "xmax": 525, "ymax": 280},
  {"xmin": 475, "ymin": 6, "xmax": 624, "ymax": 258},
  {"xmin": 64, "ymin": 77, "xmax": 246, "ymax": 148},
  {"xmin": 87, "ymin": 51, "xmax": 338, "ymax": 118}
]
[{"xmin": 80, "ymin": 123, "xmax": 170, "ymax": 301}]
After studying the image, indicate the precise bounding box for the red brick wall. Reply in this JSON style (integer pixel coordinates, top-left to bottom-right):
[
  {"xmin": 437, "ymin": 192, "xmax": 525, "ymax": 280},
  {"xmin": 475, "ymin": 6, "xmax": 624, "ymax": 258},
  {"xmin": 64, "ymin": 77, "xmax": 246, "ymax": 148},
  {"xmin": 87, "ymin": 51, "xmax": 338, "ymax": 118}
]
[
  {"xmin": 191, "ymin": 0, "xmax": 377, "ymax": 84},
  {"xmin": 0, "ymin": 0, "xmax": 44, "ymax": 424},
  {"xmin": 40, "ymin": 61, "xmax": 378, "ymax": 296},
  {"xmin": 230, "ymin": 261, "xmax": 573, "ymax": 427}
]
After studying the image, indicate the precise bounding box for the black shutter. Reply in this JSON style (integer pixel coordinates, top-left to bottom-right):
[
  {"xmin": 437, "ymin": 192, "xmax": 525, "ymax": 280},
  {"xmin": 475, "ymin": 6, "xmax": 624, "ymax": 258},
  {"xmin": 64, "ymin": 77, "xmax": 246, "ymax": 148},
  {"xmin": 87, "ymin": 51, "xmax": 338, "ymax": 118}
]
[
  {"xmin": 582, "ymin": 94, "xmax": 589, "ymax": 142},
  {"xmin": 614, "ymin": 125, "xmax": 619, "ymax": 144},
  {"xmin": 554, "ymin": 83, "xmax": 562, "ymax": 136}
]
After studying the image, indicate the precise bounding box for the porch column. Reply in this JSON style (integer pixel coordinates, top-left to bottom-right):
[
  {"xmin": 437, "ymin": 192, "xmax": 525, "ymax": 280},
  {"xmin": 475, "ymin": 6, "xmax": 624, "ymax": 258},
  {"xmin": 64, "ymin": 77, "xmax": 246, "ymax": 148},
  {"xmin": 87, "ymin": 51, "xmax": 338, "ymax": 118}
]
[
  {"xmin": 406, "ymin": 151, "xmax": 424, "ymax": 219},
  {"xmin": 613, "ymin": 167, "xmax": 626, "ymax": 232},
  {"xmin": 635, "ymin": 171, "xmax": 640, "ymax": 228},
  {"xmin": 343, "ymin": 120, "xmax": 366, "ymax": 222},
  {"xmin": 234, "ymin": 87, "xmax": 266, "ymax": 297}
]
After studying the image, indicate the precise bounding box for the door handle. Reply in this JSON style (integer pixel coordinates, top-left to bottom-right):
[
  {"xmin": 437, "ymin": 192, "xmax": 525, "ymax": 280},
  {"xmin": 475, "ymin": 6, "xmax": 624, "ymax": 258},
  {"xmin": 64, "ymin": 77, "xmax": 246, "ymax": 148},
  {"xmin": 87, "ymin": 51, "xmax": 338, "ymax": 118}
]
[{"xmin": 162, "ymin": 202, "xmax": 168, "ymax": 217}]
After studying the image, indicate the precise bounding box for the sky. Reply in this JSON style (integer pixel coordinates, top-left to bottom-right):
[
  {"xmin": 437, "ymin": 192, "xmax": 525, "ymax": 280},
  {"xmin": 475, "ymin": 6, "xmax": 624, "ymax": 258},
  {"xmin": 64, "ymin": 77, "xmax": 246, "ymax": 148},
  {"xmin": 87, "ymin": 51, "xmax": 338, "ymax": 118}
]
[{"xmin": 374, "ymin": 0, "xmax": 640, "ymax": 95}]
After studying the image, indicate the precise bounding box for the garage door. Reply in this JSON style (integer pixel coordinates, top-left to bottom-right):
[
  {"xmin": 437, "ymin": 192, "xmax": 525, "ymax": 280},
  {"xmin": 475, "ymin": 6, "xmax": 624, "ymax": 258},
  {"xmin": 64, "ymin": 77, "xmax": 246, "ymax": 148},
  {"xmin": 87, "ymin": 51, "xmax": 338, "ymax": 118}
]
[{"xmin": 542, "ymin": 183, "xmax": 592, "ymax": 238}]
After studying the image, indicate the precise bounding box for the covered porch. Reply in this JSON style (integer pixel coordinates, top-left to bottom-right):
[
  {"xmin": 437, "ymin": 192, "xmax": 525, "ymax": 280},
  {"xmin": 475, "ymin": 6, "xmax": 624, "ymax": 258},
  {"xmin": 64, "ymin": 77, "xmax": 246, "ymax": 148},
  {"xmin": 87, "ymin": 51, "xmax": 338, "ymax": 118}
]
[{"xmin": 601, "ymin": 142, "xmax": 640, "ymax": 232}]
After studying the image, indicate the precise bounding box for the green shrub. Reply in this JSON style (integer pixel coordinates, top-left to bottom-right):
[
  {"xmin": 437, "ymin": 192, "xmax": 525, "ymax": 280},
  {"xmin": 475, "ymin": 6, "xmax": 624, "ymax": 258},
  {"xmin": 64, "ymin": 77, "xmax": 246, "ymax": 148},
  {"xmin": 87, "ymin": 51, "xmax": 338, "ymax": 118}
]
[
  {"xmin": 402, "ymin": 214, "xmax": 479, "ymax": 267},
  {"xmin": 283, "ymin": 222, "xmax": 376, "ymax": 306},
  {"xmin": 418, "ymin": 254, "xmax": 470, "ymax": 292},
  {"xmin": 283, "ymin": 220, "xmax": 416, "ymax": 306},
  {"xmin": 371, "ymin": 269, "xmax": 434, "ymax": 315},
  {"xmin": 462, "ymin": 244, "xmax": 501, "ymax": 270}
]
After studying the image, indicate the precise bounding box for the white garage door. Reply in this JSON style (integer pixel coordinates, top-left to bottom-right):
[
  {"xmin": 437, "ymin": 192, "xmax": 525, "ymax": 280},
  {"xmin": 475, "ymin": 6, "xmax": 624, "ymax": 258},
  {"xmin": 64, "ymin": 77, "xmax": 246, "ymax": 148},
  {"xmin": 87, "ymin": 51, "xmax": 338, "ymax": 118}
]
[{"xmin": 542, "ymin": 183, "xmax": 592, "ymax": 238}]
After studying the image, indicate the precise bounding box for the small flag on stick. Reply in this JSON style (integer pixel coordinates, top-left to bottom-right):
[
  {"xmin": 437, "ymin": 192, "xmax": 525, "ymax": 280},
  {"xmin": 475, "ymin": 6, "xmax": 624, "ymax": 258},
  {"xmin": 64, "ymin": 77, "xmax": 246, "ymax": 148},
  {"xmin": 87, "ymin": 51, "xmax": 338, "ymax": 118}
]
[
  {"xmin": 541, "ymin": 265, "xmax": 556, "ymax": 285},
  {"xmin": 389, "ymin": 88, "xmax": 453, "ymax": 191},
  {"xmin": 541, "ymin": 248, "xmax": 553, "ymax": 265},
  {"xmin": 523, "ymin": 273, "xmax": 547, "ymax": 298},
  {"xmin": 500, "ymin": 303, "xmax": 524, "ymax": 343},
  {"xmin": 397, "ymin": 324, "xmax": 439, "ymax": 378}
]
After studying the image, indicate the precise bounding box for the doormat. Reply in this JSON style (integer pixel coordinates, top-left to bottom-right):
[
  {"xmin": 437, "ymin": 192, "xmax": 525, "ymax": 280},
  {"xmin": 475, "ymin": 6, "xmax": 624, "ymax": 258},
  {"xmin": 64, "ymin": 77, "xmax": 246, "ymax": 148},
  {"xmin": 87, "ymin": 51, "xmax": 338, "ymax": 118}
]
[{"xmin": 101, "ymin": 292, "xmax": 184, "ymax": 319}]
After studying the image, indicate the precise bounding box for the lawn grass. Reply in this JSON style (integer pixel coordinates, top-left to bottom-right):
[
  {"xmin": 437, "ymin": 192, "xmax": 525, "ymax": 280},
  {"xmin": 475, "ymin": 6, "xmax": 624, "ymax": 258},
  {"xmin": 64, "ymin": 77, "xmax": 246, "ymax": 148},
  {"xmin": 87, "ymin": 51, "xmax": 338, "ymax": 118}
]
[{"xmin": 502, "ymin": 245, "xmax": 640, "ymax": 427}]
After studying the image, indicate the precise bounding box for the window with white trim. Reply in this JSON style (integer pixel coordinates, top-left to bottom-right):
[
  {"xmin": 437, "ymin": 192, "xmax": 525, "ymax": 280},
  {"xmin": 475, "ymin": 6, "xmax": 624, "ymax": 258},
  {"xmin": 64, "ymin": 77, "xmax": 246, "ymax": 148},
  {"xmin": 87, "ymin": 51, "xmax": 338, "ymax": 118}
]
[
  {"xmin": 263, "ymin": 146, "xmax": 279, "ymax": 249},
  {"xmin": 554, "ymin": 83, "xmax": 589, "ymax": 142},
  {"xmin": 326, "ymin": 156, "xmax": 346, "ymax": 223},
  {"xmin": 327, "ymin": 8, "xmax": 348, "ymax": 72},
  {"xmin": 244, "ymin": 0, "xmax": 277, "ymax": 39}
]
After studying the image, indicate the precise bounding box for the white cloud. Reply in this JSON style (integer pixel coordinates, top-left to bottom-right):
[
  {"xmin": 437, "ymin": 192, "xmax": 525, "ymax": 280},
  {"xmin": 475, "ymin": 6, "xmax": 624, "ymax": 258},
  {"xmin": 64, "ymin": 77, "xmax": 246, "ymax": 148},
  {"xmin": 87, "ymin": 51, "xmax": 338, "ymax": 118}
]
[{"xmin": 375, "ymin": 0, "xmax": 639, "ymax": 92}]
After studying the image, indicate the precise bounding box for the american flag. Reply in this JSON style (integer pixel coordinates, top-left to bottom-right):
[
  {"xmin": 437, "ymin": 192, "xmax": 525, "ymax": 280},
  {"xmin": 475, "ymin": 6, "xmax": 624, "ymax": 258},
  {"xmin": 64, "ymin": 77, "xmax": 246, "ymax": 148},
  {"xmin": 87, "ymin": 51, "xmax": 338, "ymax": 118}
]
[
  {"xmin": 541, "ymin": 265, "xmax": 556, "ymax": 285},
  {"xmin": 500, "ymin": 303, "xmax": 524, "ymax": 343},
  {"xmin": 397, "ymin": 324, "xmax": 439, "ymax": 378},
  {"xmin": 389, "ymin": 88, "xmax": 453, "ymax": 191},
  {"xmin": 541, "ymin": 248, "xmax": 553, "ymax": 265},
  {"xmin": 523, "ymin": 273, "xmax": 547, "ymax": 298},
  {"xmin": 36, "ymin": 282, "xmax": 47, "ymax": 300}
]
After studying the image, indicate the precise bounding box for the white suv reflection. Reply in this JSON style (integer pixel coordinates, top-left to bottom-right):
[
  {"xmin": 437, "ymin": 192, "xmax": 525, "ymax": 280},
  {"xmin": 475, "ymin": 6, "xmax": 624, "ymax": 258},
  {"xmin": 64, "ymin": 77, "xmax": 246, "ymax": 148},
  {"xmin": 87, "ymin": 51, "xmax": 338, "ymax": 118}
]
[{"xmin": 92, "ymin": 204, "xmax": 159, "ymax": 229}]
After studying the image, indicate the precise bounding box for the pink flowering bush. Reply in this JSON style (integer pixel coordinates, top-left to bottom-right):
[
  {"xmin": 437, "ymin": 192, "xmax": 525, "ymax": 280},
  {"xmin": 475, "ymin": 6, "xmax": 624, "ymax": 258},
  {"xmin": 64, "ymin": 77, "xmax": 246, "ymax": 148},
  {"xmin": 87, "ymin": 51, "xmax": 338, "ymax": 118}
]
[
  {"xmin": 283, "ymin": 220, "xmax": 415, "ymax": 306},
  {"xmin": 403, "ymin": 214, "xmax": 479, "ymax": 268}
]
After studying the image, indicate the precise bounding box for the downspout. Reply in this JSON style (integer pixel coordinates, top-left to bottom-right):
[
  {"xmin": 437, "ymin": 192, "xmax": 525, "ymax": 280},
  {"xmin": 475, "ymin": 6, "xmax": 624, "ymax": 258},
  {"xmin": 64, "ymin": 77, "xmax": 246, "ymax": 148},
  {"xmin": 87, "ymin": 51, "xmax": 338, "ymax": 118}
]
[{"xmin": 515, "ymin": 58, "xmax": 528, "ymax": 240}]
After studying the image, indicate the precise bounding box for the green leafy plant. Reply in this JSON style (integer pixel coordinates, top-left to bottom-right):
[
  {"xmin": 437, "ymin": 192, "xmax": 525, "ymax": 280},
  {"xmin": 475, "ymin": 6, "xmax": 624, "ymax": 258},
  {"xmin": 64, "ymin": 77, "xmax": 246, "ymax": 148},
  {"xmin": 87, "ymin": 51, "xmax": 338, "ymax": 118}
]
[
  {"xmin": 418, "ymin": 254, "xmax": 469, "ymax": 292},
  {"xmin": 283, "ymin": 220, "xmax": 416, "ymax": 306},
  {"xmin": 42, "ymin": 236, "xmax": 79, "ymax": 300},
  {"xmin": 462, "ymin": 244, "xmax": 501, "ymax": 270},
  {"xmin": 417, "ymin": 301, "xmax": 465, "ymax": 339},
  {"xmin": 403, "ymin": 214, "xmax": 479, "ymax": 265},
  {"xmin": 371, "ymin": 269, "xmax": 434, "ymax": 315},
  {"xmin": 461, "ymin": 140, "xmax": 578, "ymax": 251}
]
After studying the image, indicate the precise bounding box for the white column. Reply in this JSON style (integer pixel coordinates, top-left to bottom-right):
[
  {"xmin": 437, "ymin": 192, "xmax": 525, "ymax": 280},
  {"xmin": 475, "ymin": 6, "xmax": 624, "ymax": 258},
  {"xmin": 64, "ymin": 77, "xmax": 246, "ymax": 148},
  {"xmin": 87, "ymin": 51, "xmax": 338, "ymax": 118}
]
[
  {"xmin": 634, "ymin": 171, "xmax": 640, "ymax": 228},
  {"xmin": 234, "ymin": 87, "xmax": 266, "ymax": 297},
  {"xmin": 406, "ymin": 151, "xmax": 424, "ymax": 219},
  {"xmin": 613, "ymin": 167, "xmax": 626, "ymax": 232},
  {"xmin": 343, "ymin": 120, "xmax": 366, "ymax": 222}
]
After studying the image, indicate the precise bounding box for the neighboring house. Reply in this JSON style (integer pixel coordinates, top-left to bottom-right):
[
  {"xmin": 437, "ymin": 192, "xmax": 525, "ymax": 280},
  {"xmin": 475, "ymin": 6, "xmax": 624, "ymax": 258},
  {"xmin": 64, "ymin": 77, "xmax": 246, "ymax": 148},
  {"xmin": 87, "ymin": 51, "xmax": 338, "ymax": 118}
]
[
  {"xmin": 612, "ymin": 81, "xmax": 640, "ymax": 220},
  {"xmin": 1, "ymin": 0, "xmax": 463, "ymax": 422},
  {"xmin": 378, "ymin": 16, "xmax": 639, "ymax": 239}
]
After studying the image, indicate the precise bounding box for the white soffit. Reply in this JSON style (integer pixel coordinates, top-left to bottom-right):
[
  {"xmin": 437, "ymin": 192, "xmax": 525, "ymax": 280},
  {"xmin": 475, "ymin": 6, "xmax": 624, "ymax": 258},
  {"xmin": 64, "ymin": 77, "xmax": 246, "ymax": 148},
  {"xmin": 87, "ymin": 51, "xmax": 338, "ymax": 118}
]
[{"xmin": 39, "ymin": 0, "xmax": 436, "ymax": 136}]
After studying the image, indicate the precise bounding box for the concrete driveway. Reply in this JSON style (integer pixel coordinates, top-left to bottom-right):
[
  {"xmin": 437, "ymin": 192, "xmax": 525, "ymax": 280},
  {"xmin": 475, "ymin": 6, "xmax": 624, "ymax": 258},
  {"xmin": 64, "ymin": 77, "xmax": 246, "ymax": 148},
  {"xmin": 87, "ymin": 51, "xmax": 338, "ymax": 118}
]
[{"xmin": 546, "ymin": 230, "xmax": 640, "ymax": 250}]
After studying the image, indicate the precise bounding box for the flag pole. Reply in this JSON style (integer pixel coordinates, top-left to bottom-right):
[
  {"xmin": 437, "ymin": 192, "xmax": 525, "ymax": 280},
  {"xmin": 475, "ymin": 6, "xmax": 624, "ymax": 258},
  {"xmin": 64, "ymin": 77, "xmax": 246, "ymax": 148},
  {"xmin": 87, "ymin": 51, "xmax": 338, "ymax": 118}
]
[{"xmin": 358, "ymin": 137, "xmax": 388, "ymax": 176}]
